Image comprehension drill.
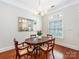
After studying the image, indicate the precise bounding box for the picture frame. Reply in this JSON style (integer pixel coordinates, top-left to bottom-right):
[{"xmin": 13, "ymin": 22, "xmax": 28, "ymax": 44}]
[{"xmin": 18, "ymin": 17, "xmax": 34, "ymax": 32}]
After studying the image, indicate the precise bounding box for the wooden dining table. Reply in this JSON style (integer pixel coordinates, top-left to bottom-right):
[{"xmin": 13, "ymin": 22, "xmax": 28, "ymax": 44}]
[{"xmin": 25, "ymin": 36, "xmax": 55, "ymax": 59}]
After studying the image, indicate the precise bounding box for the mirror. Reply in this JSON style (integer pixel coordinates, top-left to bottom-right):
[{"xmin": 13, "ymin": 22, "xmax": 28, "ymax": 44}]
[{"xmin": 18, "ymin": 17, "xmax": 35, "ymax": 32}]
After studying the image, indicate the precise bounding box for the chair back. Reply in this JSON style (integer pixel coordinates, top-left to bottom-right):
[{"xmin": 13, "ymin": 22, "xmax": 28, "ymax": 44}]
[
  {"xmin": 30, "ymin": 34, "xmax": 36, "ymax": 38},
  {"xmin": 14, "ymin": 38, "xmax": 19, "ymax": 55},
  {"xmin": 44, "ymin": 38, "xmax": 55, "ymax": 51},
  {"xmin": 47, "ymin": 34, "xmax": 52, "ymax": 36},
  {"xmin": 47, "ymin": 38, "xmax": 55, "ymax": 51},
  {"xmin": 48, "ymin": 38, "xmax": 55, "ymax": 46},
  {"xmin": 47, "ymin": 34, "xmax": 53, "ymax": 39}
]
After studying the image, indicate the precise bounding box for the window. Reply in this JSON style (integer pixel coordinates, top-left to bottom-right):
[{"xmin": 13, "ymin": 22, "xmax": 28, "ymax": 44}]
[{"xmin": 49, "ymin": 15, "xmax": 63, "ymax": 38}]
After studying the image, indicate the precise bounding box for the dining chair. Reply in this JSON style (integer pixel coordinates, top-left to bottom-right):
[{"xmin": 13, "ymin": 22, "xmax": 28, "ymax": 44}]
[
  {"xmin": 47, "ymin": 34, "xmax": 53, "ymax": 39},
  {"xmin": 47, "ymin": 34, "xmax": 52, "ymax": 36},
  {"xmin": 30, "ymin": 34, "xmax": 36, "ymax": 39},
  {"xmin": 14, "ymin": 38, "xmax": 33, "ymax": 59},
  {"xmin": 40, "ymin": 38, "xmax": 55, "ymax": 59}
]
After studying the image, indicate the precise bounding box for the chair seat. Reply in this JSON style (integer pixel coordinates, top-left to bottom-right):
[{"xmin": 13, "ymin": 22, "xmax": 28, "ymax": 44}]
[
  {"xmin": 19, "ymin": 49, "xmax": 28, "ymax": 55},
  {"xmin": 19, "ymin": 48, "xmax": 33, "ymax": 55},
  {"xmin": 28, "ymin": 47, "xmax": 33, "ymax": 52},
  {"xmin": 18, "ymin": 44, "xmax": 27, "ymax": 49},
  {"xmin": 41, "ymin": 46, "xmax": 52, "ymax": 51}
]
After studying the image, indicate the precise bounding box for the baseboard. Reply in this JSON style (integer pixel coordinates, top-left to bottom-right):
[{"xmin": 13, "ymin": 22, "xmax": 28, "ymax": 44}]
[
  {"xmin": 0, "ymin": 46, "xmax": 14, "ymax": 53},
  {"xmin": 56, "ymin": 41, "xmax": 79, "ymax": 51}
]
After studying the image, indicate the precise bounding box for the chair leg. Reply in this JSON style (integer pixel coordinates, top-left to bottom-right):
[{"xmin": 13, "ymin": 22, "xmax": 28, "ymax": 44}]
[
  {"xmin": 18, "ymin": 56, "xmax": 21, "ymax": 59},
  {"xmin": 46, "ymin": 53, "xmax": 48, "ymax": 59},
  {"xmin": 52, "ymin": 50, "xmax": 55, "ymax": 59},
  {"xmin": 52, "ymin": 53, "xmax": 55, "ymax": 59},
  {"xmin": 24, "ymin": 55, "xmax": 27, "ymax": 59},
  {"xmin": 15, "ymin": 55, "xmax": 17, "ymax": 59},
  {"xmin": 31, "ymin": 55, "xmax": 33, "ymax": 59}
]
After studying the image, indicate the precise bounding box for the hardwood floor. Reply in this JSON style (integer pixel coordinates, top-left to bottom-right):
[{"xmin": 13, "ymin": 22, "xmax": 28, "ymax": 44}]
[
  {"xmin": 55, "ymin": 44, "xmax": 79, "ymax": 59},
  {"xmin": 0, "ymin": 44, "xmax": 79, "ymax": 59}
]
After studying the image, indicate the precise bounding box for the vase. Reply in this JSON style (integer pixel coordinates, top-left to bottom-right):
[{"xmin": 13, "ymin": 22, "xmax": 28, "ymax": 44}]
[{"xmin": 38, "ymin": 36, "xmax": 42, "ymax": 39}]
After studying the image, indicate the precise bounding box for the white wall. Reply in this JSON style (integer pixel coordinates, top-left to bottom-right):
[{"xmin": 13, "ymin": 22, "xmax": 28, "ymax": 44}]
[
  {"xmin": 42, "ymin": 15, "xmax": 49, "ymax": 36},
  {"xmin": 43, "ymin": 3, "xmax": 79, "ymax": 50},
  {"xmin": 0, "ymin": 1, "xmax": 42, "ymax": 52}
]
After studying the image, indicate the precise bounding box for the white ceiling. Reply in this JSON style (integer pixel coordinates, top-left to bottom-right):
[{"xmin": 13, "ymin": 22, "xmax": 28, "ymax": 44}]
[{"xmin": 0, "ymin": 0, "xmax": 79, "ymax": 13}]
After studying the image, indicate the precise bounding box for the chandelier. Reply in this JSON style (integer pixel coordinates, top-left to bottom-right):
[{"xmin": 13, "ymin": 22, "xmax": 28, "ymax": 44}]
[{"xmin": 33, "ymin": 0, "xmax": 48, "ymax": 16}]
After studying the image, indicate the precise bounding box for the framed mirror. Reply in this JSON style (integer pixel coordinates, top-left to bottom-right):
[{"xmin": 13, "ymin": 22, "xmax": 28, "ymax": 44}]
[{"xmin": 18, "ymin": 17, "xmax": 35, "ymax": 32}]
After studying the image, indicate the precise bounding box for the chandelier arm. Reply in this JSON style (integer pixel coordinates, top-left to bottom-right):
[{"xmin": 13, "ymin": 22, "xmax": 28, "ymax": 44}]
[{"xmin": 33, "ymin": 0, "xmax": 47, "ymax": 16}]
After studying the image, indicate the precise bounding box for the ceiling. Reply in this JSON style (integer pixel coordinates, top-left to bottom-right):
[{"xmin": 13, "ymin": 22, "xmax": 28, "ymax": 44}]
[{"xmin": 0, "ymin": 0, "xmax": 79, "ymax": 13}]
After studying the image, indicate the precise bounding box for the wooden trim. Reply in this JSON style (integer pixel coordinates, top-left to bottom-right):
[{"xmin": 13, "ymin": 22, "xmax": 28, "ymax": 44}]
[{"xmin": 55, "ymin": 44, "xmax": 79, "ymax": 52}]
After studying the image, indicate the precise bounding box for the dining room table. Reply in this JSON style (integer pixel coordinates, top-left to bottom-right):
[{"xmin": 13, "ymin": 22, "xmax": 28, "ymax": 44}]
[{"xmin": 25, "ymin": 36, "xmax": 55, "ymax": 59}]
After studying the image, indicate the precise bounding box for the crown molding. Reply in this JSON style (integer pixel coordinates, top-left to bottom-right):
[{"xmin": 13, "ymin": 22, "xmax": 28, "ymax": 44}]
[
  {"xmin": 1, "ymin": 0, "xmax": 79, "ymax": 16},
  {"xmin": 0, "ymin": 0, "xmax": 32, "ymax": 12},
  {"xmin": 49, "ymin": 1, "xmax": 79, "ymax": 14}
]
